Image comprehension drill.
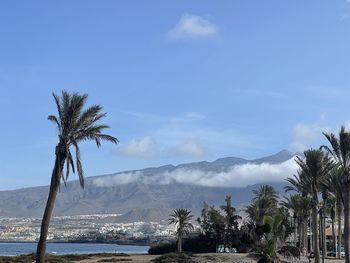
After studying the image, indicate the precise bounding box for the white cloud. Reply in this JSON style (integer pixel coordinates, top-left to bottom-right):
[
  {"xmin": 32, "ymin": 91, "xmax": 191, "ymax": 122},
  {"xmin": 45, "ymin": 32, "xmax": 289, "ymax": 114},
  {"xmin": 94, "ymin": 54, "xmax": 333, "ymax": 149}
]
[
  {"xmin": 290, "ymin": 123, "xmax": 330, "ymax": 152},
  {"xmin": 168, "ymin": 14, "xmax": 218, "ymax": 39},
  {"xmin": 93, "ymin": 158, "xmax": 297, "ymax": 188},
  {"xmin": 116, "ymin": 136, "xmax": 156, "ymax": 159},
  {"xmin": 120, "ymin": 111, "xmax": 264, "ymax": 159},
  {"xmin": 93, "ymin": 171, "xmax": 143, "ymax": 187},
  {"xmin": 174, "ymin": 140, "xmax": 206, "ymax": 157}
]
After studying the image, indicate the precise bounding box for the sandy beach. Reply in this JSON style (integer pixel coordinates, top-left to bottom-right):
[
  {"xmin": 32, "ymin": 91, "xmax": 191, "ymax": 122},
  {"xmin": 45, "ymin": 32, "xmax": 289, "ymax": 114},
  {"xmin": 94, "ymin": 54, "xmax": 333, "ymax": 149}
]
[
  {"xmin": 71, "ymin": 253, "xmax": 348, "ymax": 263},
  {"xmin": 70, "ymin": 253, "xmax": 259, "ymax": 263}
]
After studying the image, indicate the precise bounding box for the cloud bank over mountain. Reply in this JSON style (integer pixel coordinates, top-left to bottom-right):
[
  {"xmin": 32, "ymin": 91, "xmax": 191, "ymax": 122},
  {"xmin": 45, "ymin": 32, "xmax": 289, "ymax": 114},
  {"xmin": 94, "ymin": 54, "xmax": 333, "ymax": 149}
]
[{"xmin": 93, "ymin": 157, "xmax": 297, "ymax": 188}]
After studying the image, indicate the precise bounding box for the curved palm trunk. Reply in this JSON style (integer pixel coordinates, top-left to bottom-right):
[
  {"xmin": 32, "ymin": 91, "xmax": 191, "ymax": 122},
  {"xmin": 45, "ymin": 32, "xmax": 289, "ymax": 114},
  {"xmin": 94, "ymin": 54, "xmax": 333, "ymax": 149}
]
[
  {"xmin": 343, "ymin": 188, "xmax": 350, "ymax": 263},
  {"xmin": 312, "ymin": 204, "xmax": 320, "ymax": 263},
  {"xmin": 36, "ymin": 149, "xmax": 65, "ymax": 263}
]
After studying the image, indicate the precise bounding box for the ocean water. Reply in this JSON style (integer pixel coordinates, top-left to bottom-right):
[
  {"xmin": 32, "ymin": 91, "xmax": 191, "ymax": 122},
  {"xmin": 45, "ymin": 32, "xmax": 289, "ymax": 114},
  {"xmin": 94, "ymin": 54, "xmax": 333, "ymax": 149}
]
[{"xmin": 0, "ymin": 243, "xmax": 149, "ymax": 256}]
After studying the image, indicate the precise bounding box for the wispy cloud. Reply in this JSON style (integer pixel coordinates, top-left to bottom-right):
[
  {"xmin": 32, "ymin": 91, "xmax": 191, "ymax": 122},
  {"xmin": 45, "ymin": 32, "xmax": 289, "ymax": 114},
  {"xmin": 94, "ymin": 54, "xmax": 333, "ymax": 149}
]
[
  {"xmin": 118, "ymin": 111, "xmax": 264, "ymax": 159},
  {"xmin": 116, "ymin": 136, "xmax": 157, "ymax": 159},
  {"xmin": 290, "ymin": 123, "xmax": 331, "ymax": 152},
  {"xmin": 173, "ymin": 140, "xmax": 206, "ymax": 157},
  {"xmin": 93, "ymin": 158, "xmax": 297, "ymax": 188},
  {"xmin": 168, "ymin": 14, "xmax": 218, "ymax": 39}
]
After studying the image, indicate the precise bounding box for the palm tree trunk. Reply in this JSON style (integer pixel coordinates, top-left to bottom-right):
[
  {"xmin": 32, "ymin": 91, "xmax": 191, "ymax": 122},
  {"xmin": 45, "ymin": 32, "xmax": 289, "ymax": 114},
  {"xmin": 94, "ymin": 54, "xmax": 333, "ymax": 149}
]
[
  {"xmin": 332, "ymin": 218, "xmax": 336, "ymax": 252},
  {"xmin": 36, "ymin": 149, "xmax": 65, "ymax": 263},
  {"xmin": 343, "ymin": 188, "xmax": 350, "ymax": 263},
  {"xmin": 304, "ymin": 217, "xmax": 308, "ymax": 255},
  {"xmin": 312, "ymin": 204, "xmax": 320, "ymax": 263},
  {"xmin": 298, "ymin": 221, "xmax": 303, "ymax": 251},
  {"xmin": 323, "ymin": 213, "xmax": 326, "ymax": 262},
  {"xmin": 294, "ymin": 217, "xmax": 297, "ymax": 247},
  {"xmin": 337, "ymin": 200, "xmax": 342, "ymax": 259},
  {"xmin": 178, "ymin": 233, "xmax": 182, "ymax": 253}
]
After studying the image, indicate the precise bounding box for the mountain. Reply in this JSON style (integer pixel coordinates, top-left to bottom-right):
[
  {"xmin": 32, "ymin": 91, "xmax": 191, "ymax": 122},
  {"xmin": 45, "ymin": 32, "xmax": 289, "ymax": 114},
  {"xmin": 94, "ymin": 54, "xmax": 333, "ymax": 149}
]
[{"xmin": 0, "ymin": 150, "xmax": 296, "ymax": 222}]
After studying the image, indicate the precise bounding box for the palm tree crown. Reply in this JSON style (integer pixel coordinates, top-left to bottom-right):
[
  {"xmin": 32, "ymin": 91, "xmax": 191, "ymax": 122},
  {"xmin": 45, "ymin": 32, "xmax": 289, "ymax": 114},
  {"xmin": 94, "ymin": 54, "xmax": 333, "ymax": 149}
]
[
  {"xmin": 247, "ymin": 185, "xmax": 279, "ymax": 224},
  {"xmin": 169, "ymin": 208, "xmax": 194, "ymax": 235},
  {"xmin": 48, "ymin": 91, "xmax": 118, "ymax": 187}
]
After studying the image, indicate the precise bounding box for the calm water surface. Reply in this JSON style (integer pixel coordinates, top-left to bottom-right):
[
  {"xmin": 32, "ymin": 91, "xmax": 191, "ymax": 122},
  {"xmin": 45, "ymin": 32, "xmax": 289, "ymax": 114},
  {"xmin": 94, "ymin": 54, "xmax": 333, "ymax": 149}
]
[{"xmin": 0, "ymin": 243, "xmax": 149, "ymax": 256}]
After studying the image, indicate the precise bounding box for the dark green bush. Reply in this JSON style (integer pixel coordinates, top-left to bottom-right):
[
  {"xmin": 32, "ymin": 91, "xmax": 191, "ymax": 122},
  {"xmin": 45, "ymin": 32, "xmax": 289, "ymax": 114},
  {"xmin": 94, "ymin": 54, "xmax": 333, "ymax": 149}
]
[
  {"xmin": 148, "ymin": 235, "xmax": 217, "ymax": 255},
  {"xmin": 151, "ymin": 253, "xmax": 195, "ymax": 263},
  {"xmin": 149, "ymin": 242, "xmax": 176, "ymax": 255}
]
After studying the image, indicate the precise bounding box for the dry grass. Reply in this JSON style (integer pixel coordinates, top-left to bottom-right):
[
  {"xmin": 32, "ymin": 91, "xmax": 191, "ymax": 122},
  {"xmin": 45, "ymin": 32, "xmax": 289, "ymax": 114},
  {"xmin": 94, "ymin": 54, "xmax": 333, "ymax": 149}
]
[
  {"xmin": 97, "ymin": 258, "xmax": 133, "ymax": 262},
  {"xmin": 0, "ymin": 253, "xmax": 133, "ymax": 263}
]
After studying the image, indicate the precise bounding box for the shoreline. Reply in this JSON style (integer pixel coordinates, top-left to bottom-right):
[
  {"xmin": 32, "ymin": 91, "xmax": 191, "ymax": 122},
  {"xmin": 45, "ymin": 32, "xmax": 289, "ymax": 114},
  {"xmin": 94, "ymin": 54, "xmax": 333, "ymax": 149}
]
[{"xmin": 0, "ymin": 240, "xmax": 150, "ymax": 246}]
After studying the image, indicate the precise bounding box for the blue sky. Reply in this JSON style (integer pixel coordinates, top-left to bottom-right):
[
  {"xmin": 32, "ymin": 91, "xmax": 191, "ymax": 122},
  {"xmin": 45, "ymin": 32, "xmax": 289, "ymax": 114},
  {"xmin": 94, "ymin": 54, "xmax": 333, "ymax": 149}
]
[{"xmin": 1, "ymin": 0, "xmax": 350, "ymax": 189}]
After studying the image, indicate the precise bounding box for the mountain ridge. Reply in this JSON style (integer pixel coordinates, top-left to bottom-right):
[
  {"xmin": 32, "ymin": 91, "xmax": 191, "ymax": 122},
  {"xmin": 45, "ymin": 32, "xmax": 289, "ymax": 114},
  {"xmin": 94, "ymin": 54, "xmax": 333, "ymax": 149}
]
[{"xmin": 0, "ymin": 150, "xmax": 296, "ymax": 222}]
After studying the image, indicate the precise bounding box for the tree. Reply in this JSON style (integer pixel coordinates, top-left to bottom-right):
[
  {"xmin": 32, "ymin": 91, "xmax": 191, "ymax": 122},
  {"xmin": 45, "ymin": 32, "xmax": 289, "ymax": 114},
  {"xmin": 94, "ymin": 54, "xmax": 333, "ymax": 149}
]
[
  {"xmin": 285, "ymin": 149, "xmax": 334, "ymax": 263},
  {"xmin": 258, "ymin": 208, "xmax": 291, "ymax": 263},
  {"xmin": 324, "ymin": 195, "xmax": 337, "ymax": 252},
  {"xmin": 169, "ymin": 208, "xmax": 194, "ymax": 253},
  {"xmin": 246, "ymin": 185, "xmax": 279, "ymax": 250},
  {"xmin": 246, "ymin": 185, "xmax": 278, "ymax": 225},
  {"xmin": 282, "ymin": 194, "xmax": 312, "ymax": 254},
  {"xmin": 220, "ymin": 195, "xmax": 241, "ymax": 249},
  {"xmin": 198, "ymin": 203, "xmax": 225, "ymax": 250},
  {"xmin": 322, "ymin": 168, "xmax": 344, "ymax": 259},
  {"xmin": 322, "ymin": 126, "xmax": 350, "ymax": 262},
  {"xmin": 36, "ymin": 91, "xmax": 118, "ymax": 263}
]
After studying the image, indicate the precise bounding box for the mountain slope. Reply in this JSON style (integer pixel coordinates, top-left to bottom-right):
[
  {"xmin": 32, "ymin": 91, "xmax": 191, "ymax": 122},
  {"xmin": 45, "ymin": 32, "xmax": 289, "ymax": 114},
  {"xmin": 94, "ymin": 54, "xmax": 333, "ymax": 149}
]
[{"xmin": 0, "ymin": 150, "xmax": 295, "ymax": 222}]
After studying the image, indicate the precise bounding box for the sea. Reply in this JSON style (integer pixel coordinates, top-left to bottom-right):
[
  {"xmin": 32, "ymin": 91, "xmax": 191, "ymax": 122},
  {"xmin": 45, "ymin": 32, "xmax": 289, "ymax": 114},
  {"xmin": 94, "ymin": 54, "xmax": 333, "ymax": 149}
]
[{"xmin": 0, "ymin": 243, "xmax": 149, "ymax": 256}]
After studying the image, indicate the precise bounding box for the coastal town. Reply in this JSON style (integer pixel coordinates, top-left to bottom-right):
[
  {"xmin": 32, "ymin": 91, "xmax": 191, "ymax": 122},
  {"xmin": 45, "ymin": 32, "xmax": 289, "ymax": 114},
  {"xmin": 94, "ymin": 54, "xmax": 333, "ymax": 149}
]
[{"xmin": 0, "ymin": 214, "xmax": 179, "ymax": 244}]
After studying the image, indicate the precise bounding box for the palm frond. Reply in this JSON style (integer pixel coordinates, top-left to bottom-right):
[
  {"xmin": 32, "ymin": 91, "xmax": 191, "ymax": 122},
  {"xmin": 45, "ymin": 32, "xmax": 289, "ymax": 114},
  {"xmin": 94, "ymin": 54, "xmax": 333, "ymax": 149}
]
[{"xmin": 49, "ymin": 91, "xmax": 118, "ymax": 188}]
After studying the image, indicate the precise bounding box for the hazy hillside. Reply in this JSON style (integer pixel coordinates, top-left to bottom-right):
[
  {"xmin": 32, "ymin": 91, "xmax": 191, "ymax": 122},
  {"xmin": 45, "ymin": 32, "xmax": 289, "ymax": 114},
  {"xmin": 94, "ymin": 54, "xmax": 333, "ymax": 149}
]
[{"xmin": 0, "ymin": 150, "xmax": 296, "ymax": 222}]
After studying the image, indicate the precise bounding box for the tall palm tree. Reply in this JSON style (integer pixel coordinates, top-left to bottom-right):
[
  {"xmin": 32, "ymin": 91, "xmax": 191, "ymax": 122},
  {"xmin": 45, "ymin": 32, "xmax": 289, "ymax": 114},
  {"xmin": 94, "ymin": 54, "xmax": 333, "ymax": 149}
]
[
  {"xmin": 324, "ymin": 195, "xmax": 337, "ymax": 253},
  {"xmin": 36, "ymin": 91, "xmax": 118, "ymax": 263},
  {"xmin": 322, "ymin": 126, "xmax": 350, "ymax": 262},
  {"xmin": 322, "ymin": 167, "xmax": 344, "ymax": 259},
  {"xmin": 169, "ymin": 208, "xmax": 194, "ymax": 253},
  {"xmin": 285, "ymin": 149, "xmax": 334, "ymax": 263},
  {"xmin": 282, "ymin": 194, "xmax": 312, "ymax": 254}
]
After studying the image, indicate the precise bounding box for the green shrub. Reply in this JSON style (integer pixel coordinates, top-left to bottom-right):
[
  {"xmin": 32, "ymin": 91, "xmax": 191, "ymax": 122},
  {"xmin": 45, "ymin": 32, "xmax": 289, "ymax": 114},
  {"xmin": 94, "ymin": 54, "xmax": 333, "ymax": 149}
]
[
  {"xmin": 149, "ymin": 243, "xmax": 176, "ymax": 255},
  {"xmin": 149, "ymin": 235, "xmax": 216, "ymax": 255},
  {"xmin": 97, "ymin": 258, "xmax": 132, "ymax": 262},
  {"xmin": 151, "ymin": 253, "xmax": 195, "ymax": 263}
]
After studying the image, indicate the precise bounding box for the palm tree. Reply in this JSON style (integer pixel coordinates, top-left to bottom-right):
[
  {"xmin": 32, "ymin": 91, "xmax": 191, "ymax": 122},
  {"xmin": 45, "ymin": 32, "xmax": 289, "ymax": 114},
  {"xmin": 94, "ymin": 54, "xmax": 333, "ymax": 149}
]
[
  {"xmin": 282, "ymin": 194, "xmax": 312, "ymax": 254},
  {"xmin": 285, "ymin": 149, "xmax": 334, "ymax": 263},
  {"xmin": 247, "ymin": 185, "xmax": 279, "ymax": 225},
  {"xmin": 322, "ymin": 167, "xmax": 344, "ymax": 258},
  {"xmin": 322, "ymin": 126, "xmax": 350, "ymax": 262},
  {"xmin": 36, "ymin": 91, "xmax": 118, "ymax": 263},
  {"xmin": 259, "ymin": 208, "xmax": 291, "ymax": 262},
  {"xmin": 169, "ymin": 208, "xmax": 194, "ymax": 253},
  {"xmin": 325, "ymin": 195, "xmax": 337, "ymax": 253}
]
